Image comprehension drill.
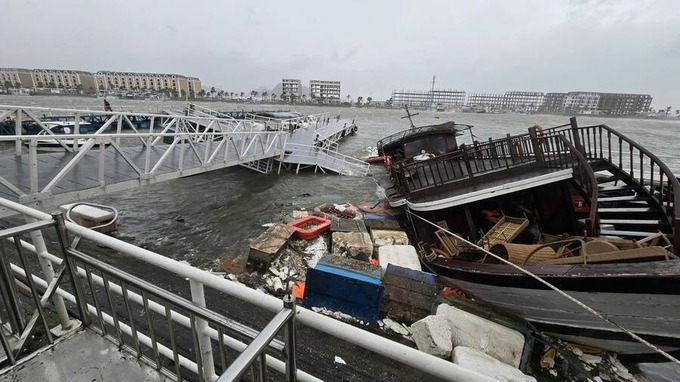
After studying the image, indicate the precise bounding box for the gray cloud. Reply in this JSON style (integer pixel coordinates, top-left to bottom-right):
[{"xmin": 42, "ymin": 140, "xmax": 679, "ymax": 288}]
[{"xmin": 0, "ymin": 0, "xmax": 678, "ymax": 108}]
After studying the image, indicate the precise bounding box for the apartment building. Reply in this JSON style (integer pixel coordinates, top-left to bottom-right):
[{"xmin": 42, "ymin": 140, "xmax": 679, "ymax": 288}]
[
  {"xmin": 95, "ymin": 71, "xmax": 202, "ymax": 97},
  {"xmin": 281, "ymin": 79, "xmax": 302, "ymax": 99},
  {"xmin": 541, "ymin": 92, "xmax": 651, "ymax": 115},
  {"xmin": 391, "ymin": 89, "xmax": 466, "ymax": 107},
  {"xmin": 0, "ymin": 68, "xmax": 34, "ymax": 89},
  {"xmin": 310, "ymin": 80, "xmax": 341, "ymax": 102},
  {"xmin": 467, "ymin": 91, "xmax": 544, "ymax": 111}
]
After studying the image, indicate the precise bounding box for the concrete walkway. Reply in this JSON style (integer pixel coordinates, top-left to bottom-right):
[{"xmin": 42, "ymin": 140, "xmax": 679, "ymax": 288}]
[{"xmin": 0, "ymin": 329, "xmax": 167, "ymax": 382}]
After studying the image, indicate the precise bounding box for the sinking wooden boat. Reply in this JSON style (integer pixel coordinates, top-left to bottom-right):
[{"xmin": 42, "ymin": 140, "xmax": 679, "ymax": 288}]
[
  {"xmin": 422, "ymin": 233, "xmax": 680, "ymax": 359},
  {"xmin": 377, "ymin": 115, "xmax": 680, "ymax": 360}
]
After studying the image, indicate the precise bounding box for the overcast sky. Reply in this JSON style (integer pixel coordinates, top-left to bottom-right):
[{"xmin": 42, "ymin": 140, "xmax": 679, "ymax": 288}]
[{"xmin": 1, "ymin": 0, "xmax": 678, "ymax": 108}]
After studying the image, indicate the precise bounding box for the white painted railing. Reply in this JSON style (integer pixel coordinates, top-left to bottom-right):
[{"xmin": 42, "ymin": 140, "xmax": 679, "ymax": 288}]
[
  {"xmin": 0, "ymin": 197, "xmax": 493, "ymax": 382},
  {"xmin": 0, "ymin": 105, "xmax": 288, "ymax": 209}
]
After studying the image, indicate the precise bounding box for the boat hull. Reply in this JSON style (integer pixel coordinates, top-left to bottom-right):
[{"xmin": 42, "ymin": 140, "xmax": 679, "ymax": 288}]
[{"xmin": 431, "ymin": 259, "xmax": 680, "ymax": 360}]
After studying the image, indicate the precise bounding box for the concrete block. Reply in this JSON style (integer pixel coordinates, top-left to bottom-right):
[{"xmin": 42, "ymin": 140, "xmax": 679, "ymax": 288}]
[
  {"xmin": 331, "ymin": 219, "xmax": 367, "ymax": 233},
  {"xmin": 436, "ymin": 304, "xmax": 525, "ymax": 368},
  {"xmin": 249, "ymin": 224, "xmax": 296, "ymax": 264},
  {"xmin": 331, "ymin": 231, "xmax": 373, "ymax": 259},
  {"xmin": 378, "ymin": 245, "xmax": 421, "ymax": 271},
  {"xmin": 452, "ymin": 346, "xmax": 536, "ymax": 382},
  {"xmin": 410, "ymin": 315, "xmax": 452, "ymax": 359},
  {"xmin": 381, "ymin": 264, "xmax": 437, "ymax": 324},
  {"xmin": 372, "ymin": 229, "xmax": 409, "ymax": 247}
]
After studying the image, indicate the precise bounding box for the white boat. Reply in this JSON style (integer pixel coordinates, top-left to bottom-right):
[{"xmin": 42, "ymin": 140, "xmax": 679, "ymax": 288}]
[{"xmin": 24, "ymin": 121, "xmax": 100, "ymax": 152}]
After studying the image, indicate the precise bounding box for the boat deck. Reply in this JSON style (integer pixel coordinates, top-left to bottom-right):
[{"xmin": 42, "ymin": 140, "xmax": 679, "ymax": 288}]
[{"xmin": 389, "ymin": 164, "xmax": 572, "ymax": 211}]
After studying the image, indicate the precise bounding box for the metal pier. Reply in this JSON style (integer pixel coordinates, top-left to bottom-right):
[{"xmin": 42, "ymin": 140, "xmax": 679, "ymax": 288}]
[{"xmin": 0, "ymin": 105, "xmax": 368, "ymax": 213}]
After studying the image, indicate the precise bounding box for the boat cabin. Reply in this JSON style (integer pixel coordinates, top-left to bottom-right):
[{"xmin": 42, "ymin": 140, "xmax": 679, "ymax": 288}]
[{"xmin": 377, "ymin": 121, "xmax": 462, "ymax": 162}]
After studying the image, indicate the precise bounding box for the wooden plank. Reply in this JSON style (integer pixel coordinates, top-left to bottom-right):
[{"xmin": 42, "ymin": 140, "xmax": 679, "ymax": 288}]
[{"xmin": 542, "ymin": 246, "xmax": 671, "ymax": 265}]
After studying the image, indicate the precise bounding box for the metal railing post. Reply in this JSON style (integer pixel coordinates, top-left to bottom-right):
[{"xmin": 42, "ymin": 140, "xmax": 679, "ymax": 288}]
[
  {"xmin": 25, "ymin": 215, "xmax": 73, "ymax": 330},
  {"xmin": 189, "ymin": 280, "xmax": 217, "ymax": 381},
  {"xmin": 52, "ymin": 212, "xmax": 90, "ymax": 325},
  {"xmin": 14, "ymin": 109, "xmax": 22, "ymax": 155},
  {"xmin": 569, "ymin": 117, "xmax": 585, "ymax": 156},
  {"xmin": 283, "ymin": 294, "xmax": 297, "ymax": 382}
]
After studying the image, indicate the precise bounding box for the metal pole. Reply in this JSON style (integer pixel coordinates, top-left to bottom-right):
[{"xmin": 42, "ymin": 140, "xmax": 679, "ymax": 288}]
[
  {"xmin": 14, "ymin": 109, "xmax": 22, "ymax": 155},
  {"xmin": 52, "ymin": 213, "xmax": 90, "ymax": 325},
  {"xmin": 25, "ymin": 215, "xmax": 73, "ymax": 329},
  {"xmin": 189, "ymin": 280, "xmax": 217, "ymax": 381},
  {"xmin": 283, "ymin": 294, "xmax": 297, "ymax": 382}
]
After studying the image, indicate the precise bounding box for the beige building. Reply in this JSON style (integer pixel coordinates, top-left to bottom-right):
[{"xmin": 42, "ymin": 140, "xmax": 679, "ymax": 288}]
[
  {"xmin": 0, "ymin": 68, "xmax": 35, "ymax": 89},
  {"xmin": 30, "ymin": 69, "xmax": 97, "ymax": 94},
  {"xmin": 95, "ymin": 71, "xmax": 202, "ymax": 97}
]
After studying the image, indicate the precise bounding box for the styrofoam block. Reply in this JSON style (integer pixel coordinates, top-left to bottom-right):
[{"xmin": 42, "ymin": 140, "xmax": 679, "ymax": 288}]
[
  {"xmin": 378, "ymin": 245, "xmax": 421, "ymax": 272},
  {"xmin": 436, "ymin": 304, "xmax": 525, "ymax": 368},
  {"xmin": 452, "ymin": 346, "xmax": 536, "ymax": 382},
  {"xmin": 410, "ymin": 315, "xmax": 452, "ymax": 359}
]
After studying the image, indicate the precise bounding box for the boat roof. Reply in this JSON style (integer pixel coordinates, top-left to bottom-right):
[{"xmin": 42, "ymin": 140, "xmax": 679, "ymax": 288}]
[{"xmin": 378, "ymin": 121, "xmax": 464, "ymax": 149}]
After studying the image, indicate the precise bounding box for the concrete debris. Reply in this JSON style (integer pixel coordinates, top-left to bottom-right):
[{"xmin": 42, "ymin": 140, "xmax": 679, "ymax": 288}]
[
  {"xmin": 371, "ymin": 229, "xmax": 409, "ymax": 247},
  {"xmin": 436, "ymin": 303, "xmax": 525, "ymax": 368},
  {"xmin": 380, "ymin": 318, "xmax": 411, "ymax": 336},
  {"xmin": 331, "ymin": 231, "xmax": 373, "ymax": 259},
  {"xmin": 292, "ymin": 210, "xmax": 309, "ymax": 219},
  {"xmin": 410, "ymin": 315, "xmax": 452, "ymax": 359},
  {"xmin": 452, "ymin": 346, "xmax": 537, "ymax": 382},
  {"xmin": 334, "ymin": 356, "xmax": 346, "ymax": 365}
]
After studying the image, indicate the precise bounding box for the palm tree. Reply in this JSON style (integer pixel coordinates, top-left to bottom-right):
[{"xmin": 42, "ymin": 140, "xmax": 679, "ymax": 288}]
[
  {"xmin": 346, "ymin": 94, "xmax": 352, "ymax": 104},
  {"xmin": 302, "ymin": 94, "xmax": 307, "ymax": 103},
  {"xmin": 271, "ymin": 93, "xmax": 276, "ymax": 101},
  {"xmin": 367, "ymin": 96, "xmax": 373, "ymax": 105},
  {"xmin": 239, "ymin": 92, "xmax": 245, "ymax": 98},
  {"xmin": 262, "ymin": 91, "xmax": 268, "ymax": 101},
  {"xmin": 357, "ymin": 96, "xmax": 363, "ymax": 106}
]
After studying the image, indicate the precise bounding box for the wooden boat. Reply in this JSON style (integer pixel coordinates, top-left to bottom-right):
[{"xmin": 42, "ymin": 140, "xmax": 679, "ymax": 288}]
[{"xmin": 377, "ymin": 115, "xmax": 680, "ymax": 360}]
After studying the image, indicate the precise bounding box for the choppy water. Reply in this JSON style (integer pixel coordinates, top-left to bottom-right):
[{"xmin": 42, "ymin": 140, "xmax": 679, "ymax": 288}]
[
  {"xmin": 2, "ymin": 96, "xmax": 680, "ymax": 379},
  {"xmin": 2, "ymin": 95, "xmax": 680, "ymax": 268}
]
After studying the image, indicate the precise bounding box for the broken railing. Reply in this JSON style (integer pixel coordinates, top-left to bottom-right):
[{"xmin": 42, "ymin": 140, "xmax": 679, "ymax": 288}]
[{"xmin": 0, "ymin": 198, "xmax": 493, "ymax": 382}]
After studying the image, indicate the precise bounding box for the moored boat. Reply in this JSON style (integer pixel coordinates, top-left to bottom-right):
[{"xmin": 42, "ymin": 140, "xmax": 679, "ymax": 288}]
[{"xmin": 376, "ymin": 115, "xmax": 680, "ymax": 360}]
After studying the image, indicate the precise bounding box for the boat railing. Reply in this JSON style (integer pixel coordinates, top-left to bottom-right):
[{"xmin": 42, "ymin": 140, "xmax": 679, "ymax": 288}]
[
  {"xmin": 390, "ymin": 133, "xmax": 538, "ymax": 196},
  {"xmin": 538, "ymin": 133, "xmax": 600, "ymax": 235},
  {"xmin": 569, "ymin": 118, "xmax": 680, "ymax": 252},
  {"xmin": 0, "ymin": 198, "xmax": 491, "ymax": 382}
]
